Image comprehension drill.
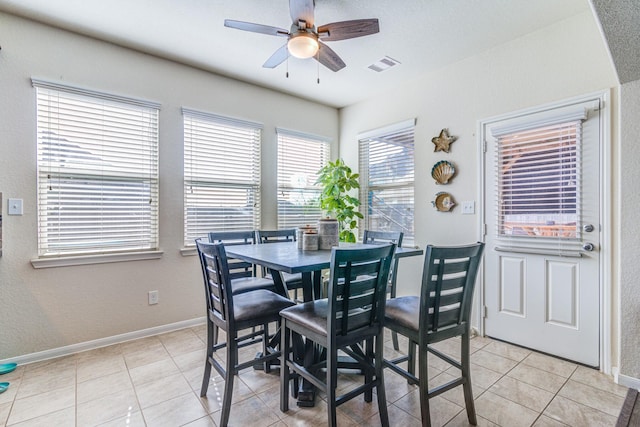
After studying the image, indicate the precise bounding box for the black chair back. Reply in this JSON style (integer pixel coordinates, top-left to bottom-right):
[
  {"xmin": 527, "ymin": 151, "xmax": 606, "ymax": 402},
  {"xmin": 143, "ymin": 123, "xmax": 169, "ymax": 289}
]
[
  {"xmin": 197, "ymin": 239, "xmax": 234, "ymax": 326},
  {"xmin": 362, "ymin": 229, "xmax": 403, "ymax": 247},
  {"xmin": 256, "ymin": 229, "xmax": 297, "ymax": 243},
  {"xmin": 420, "ymin": 243, "xmax": 485, "ymax": 338},
  {"xmin": 327, "ymin": 244, "xmax": 395, "ymax": 337},
  {"xmin": 208, "ymin": 230, "xmax": 256, "ymax": 280}
]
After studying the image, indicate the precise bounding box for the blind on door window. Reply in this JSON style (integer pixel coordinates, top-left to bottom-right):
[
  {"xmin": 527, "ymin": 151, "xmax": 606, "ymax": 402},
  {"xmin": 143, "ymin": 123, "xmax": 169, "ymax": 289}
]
[
  {"xmin": 183, "ymin": 109, "xmax": 261, "ymax": 246},
  {"xmin": 495, "ymin": 120, "xmax": 581, "ymax": 240},
  {"xmin": 358, "ymin": 120, "xmax": 415, "ymax": 245},
  {"xmin": 34, "ymin": 79, "xmax": 160, "ymax": 257},
  {"xmin": 277, "ymin": 129, "xmax": 330, "ymax": 229}
]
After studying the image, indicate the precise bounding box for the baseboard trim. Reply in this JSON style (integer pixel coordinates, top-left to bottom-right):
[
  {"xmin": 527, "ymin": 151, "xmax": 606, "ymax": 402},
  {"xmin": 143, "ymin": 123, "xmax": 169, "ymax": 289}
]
[
  {"xmin": 1, "ymin": 317, "xmax": 206, "ymax": 366},
  {"xmin": 616, "ymin": 371, "xmax": 640, "ymax": 390}
]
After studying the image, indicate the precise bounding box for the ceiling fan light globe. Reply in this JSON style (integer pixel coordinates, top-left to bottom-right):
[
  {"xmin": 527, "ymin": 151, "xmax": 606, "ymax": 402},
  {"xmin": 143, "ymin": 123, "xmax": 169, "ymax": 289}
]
[{"xmin": 288, "ymin": 33, "xmax": 319, "ymax": 59}]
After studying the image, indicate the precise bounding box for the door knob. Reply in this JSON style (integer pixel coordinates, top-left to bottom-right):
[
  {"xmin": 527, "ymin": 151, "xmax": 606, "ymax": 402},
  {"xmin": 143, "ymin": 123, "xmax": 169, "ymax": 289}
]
[
  {"xmin": 583, "ymin": 224, "xmax": 594, "ymax": 233},
  {"xmin": 582, "ymin": 243, "xmax": 595, "ymax": 251}
]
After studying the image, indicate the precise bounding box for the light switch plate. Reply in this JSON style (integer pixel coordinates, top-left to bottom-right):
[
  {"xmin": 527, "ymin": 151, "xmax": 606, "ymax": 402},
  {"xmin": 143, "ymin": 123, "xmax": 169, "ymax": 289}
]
[
  {"xmin": 461, "ymin": 201, "xmax": 475, "ymax": 215},
  {"xmin": 8, "ymin": 198, "xmax": 23, "ymax": 215}
]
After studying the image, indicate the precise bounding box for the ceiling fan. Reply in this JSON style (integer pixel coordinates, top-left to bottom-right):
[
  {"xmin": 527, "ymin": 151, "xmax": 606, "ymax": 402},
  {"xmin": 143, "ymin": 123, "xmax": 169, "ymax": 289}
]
[{"xmin": 224, "ymin": 0, "xmax": 380, "ymax": 72}]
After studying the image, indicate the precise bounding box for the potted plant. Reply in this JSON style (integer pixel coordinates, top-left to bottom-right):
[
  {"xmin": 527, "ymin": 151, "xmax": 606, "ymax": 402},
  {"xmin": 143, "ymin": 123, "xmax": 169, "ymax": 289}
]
[{"xmin": 316, "ymin": 158, "xmax": 363, "ymax": 242}]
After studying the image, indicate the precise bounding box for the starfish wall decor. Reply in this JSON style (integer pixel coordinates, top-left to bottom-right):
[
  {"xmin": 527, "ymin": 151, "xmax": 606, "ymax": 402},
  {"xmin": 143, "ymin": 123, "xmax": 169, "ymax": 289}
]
[{"xmin": 431, "ymin": 128, "xmax": 457, "ymax": 153}]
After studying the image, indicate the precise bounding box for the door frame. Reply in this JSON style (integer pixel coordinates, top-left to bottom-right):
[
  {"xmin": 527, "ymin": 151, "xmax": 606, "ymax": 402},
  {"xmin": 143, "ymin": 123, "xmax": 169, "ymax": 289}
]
[{"xmin": 475, "ymin": 90, "xmax": 612, "ymax": 373}]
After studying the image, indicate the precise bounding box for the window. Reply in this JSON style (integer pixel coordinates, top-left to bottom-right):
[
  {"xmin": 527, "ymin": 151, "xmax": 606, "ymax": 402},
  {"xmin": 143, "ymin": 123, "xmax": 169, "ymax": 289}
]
[
  {"xmin": 34, "ymin": 79, "xmax": 159, "ymax": 257},
  {"xmin": 183, "ymin": 109, "xmax": 261, "ymax": 246},
  {"xmin": 358, "ymin": 119, "xmax": 415, "ymax": 245},
  {"xmin": 494, "ymin": 119, "xmax": 582, "ymax": 239},
  {"xmin": 277, "ymin": 129, "xmax": 330, "ymax": 229}
]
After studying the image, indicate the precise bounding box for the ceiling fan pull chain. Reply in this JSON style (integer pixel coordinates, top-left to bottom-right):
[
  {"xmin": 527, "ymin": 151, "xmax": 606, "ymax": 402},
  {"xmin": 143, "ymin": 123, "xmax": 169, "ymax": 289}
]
[
  {"xmin": 286, "ymin": 55, "xmax": 289, "ymax": 78},
  {"xmin": 317, "ymin": 52, "xmax": 320, "ymax": 84}
]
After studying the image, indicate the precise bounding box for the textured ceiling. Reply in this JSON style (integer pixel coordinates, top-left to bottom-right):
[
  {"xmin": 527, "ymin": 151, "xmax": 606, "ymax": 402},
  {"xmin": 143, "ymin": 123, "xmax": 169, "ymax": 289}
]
[
  {"xmin": 591, "ymin": 0, "xmax": 640, "ymax": 84},
  {"xmin": 0, "ymin": 0, "xmax": 591, "ymax": 108}
]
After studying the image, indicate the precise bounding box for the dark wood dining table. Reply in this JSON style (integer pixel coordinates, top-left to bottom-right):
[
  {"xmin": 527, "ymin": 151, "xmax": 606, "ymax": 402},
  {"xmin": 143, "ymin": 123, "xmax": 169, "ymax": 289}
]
[
  {"xmin": 226, "ymin": 241, "xmax": 423, "ymax": 302},
  {"xmin": 225, "ymin": 241, "xmax": 424, "ymax": 406}
]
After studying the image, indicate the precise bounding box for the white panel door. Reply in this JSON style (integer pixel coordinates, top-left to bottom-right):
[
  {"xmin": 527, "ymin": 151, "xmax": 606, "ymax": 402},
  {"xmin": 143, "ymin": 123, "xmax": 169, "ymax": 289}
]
[{"xmin": 483, "ymin": 95, "xmax": 602, "ymax": 367}]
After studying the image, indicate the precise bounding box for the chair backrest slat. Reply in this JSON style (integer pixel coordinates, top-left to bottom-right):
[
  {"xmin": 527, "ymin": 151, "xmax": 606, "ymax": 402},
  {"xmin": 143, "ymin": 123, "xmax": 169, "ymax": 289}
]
[
  {"xmin": 327, "ymin": 245, "xmax": 395, "ymax": 337},
  {"xmin": 420, "ymin": 243, "xmax": 484, "ymax": 334}
]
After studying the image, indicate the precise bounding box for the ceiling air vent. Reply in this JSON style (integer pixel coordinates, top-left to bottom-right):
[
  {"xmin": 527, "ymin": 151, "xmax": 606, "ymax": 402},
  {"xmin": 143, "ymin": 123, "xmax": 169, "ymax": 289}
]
[{"xmin": 368, "ymin": 56, "xmax": 401, "ymax": 72}]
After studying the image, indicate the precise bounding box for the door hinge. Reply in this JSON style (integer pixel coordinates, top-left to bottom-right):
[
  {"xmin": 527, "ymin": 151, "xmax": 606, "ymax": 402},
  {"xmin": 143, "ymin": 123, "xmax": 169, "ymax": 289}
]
[
  {"xmin": 483, "ymin": 306, "xmax": 488, "ymax": 318},
  {"xmin": 482, "ymin": 223, "xmax": 487, "ymax": 236},
  {"xmin": 483, "ymin": 139, "xmax": 487, "ymax": 153}
]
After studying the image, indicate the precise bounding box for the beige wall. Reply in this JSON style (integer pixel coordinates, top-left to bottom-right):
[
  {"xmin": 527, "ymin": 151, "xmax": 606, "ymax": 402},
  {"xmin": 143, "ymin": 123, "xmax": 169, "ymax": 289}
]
[
  {"xmin": 0, "ymin": 12, "xmax": 339, "ymax": 360},
  {"xmin": 339, "ymin": 11, "xmax": 620, "ymax": 368}
]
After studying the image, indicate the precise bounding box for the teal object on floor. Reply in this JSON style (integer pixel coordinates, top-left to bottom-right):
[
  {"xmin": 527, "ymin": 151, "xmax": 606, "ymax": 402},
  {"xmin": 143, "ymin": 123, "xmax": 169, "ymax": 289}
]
[
  {"xmin": 0, "ymin": 363, "xmax": 17, "ymax": 375},
  {"xmin": 0, "ymin": 382, "xmax": 9, "ymax": 394}
]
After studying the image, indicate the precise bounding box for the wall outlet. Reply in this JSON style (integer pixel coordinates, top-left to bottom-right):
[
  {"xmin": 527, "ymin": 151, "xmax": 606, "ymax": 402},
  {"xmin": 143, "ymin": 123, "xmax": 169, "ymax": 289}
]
[
  {"xmin": 148, "ymin": 290, "xmax": 159, "ymax": 305},
  {"xmin": 461, "ymin": 201, "xmax": 475, "ymax": 215},
  {"xmin": 8, "ymin": 198, "xmax": 23, "ymax": 215}
]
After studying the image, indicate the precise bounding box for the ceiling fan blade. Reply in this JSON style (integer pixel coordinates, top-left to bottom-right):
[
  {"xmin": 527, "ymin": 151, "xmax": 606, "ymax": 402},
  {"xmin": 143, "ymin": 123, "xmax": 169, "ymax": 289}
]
[
  {"xmin": 263, "ymin": 45, "xmax": 289, "ymax": 68},
  {"xmin": 289, "ymin": 0, "xmax": 315, "ymax": 27},
  {"xmin": 317, "ymin": 19, "xmax": 380, "ymax": 41},
  {"xmin": 316, "ymin": 42, "xmax": 346, "ymax": 72},
  {"xmin": 224, "ymin": 20, "xmax": 289, "ymax": 37}
]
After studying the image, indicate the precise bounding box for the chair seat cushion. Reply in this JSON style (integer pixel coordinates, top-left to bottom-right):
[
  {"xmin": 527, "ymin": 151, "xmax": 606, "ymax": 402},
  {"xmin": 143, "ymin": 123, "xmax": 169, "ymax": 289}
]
[
  {"xmin": 385, "ymin": 296, "xmax": 419, "ymax": 332},
  {"xmin": 279, "ymin": 299, "xmax": 329, "ymax": 338},
  {"xmin": 234, "ymin": 289, "xmax": 296, "ymax": 323},
  {"xmin": 230, "ymin": 277, "xmax": 275, "ymax": 294}
]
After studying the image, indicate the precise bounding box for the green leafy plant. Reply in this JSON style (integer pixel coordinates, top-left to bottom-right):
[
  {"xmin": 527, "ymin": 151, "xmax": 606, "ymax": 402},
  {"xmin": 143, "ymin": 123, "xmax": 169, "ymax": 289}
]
[{"xmin": 316, "ymin": 158, "xmax": 364, "ymax": 242}]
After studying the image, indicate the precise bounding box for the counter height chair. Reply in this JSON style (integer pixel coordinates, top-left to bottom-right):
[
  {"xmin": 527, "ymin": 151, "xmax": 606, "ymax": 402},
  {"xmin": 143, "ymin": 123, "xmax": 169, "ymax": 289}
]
[
  {"xmin": 279, "ymin": 244, "xmax": 395, "ymax": 427},
  {"xmin": 206, "ymin": 232, "xmax": 279, "ymax": 346},
  {"xmin": 256, "ymin": 229, "xmax": 305, "ymax": 301},
  {"xmin": 196, "ymin": 239, "xmax": 295, "ymax": 427},
  {"xmin": 363, "ymin": 229, "xmax": 404, "ymax": 350},
  {"xmin": 383, "ymin": 242, "xmax": 484, "ymax": 427}
]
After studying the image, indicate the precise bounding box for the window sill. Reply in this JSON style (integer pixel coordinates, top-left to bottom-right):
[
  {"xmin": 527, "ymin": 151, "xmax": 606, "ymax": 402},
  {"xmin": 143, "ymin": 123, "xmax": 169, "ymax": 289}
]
[
  {"xmin": 180, "ymin": 247, "xmax": 197, "ymax": 257},
  {"xmin": 31, "ymin": 250, "xmax": 164, "ymax": 269}
]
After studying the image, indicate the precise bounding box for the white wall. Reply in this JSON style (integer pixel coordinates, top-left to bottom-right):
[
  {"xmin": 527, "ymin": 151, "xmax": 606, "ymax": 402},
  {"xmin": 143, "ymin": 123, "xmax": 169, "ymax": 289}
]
[
  {"xmin": 619, "ymin": 78, "xmax": 640, "ymax": 386},
  {"xmin": 0, "ymin": 12, "xmax": 339, "ymax": 360},
  {"xmin": 339, "ymin": 11, "xmax": 620, "ymax": 364}
]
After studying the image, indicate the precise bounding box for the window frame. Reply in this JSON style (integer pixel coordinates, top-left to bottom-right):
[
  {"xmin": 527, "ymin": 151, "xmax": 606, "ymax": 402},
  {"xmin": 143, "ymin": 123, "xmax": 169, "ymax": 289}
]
[
  {"xmin": 276, "ymin": 128, "xmax": 331, "ymax": 229},
  {"xmin": 358, "ymin": 119, "xmax": 416, "ymax": 246},
  {"xmin": 31, "ymin": 79, "xmax": 161, "ymax": 268},
  {"xmin": 182, "ymin": 108, "xmax": 262, "ymax": 248}
]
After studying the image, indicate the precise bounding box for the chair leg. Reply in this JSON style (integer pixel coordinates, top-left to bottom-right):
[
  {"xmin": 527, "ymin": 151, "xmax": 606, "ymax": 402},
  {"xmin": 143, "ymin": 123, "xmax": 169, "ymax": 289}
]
[
  {"xmin": 418, "ymin": 343, "xmax": 432, "ymax": 427},
  {"xmin": 327, "ymin": 342, "xmax": 338, "ymax": 427},
  {"xmin": 201, "ymin": 322, "xmax": 215, "ymax": 396},
  {"xmin": 392, "ymin": 331, "xmax": 400, "ymax": 351},
  {"xmin": 375, "ymin": 334, "xmax": 390, "ymax": 427},
  {"xmin": 364, "ymin": 338, "xmax": 373, "ymax": 402},
  {"xmin": 219, "ymin": 336, "xmax": 237, "ymax": 427},
  {"xmin": 280, "ymin": 319, "xmax": 290, "ymax": 413},
  {"xmin": 408, "ymin": 339, "xmax": 417, "ymax": 380},
  {"xmin": 461, "ymin": 333, "xmax": 477, "ymax": 425},
  {"xmin": 263, "ymin": 322, "xmax": 271, "ymax": 373}
]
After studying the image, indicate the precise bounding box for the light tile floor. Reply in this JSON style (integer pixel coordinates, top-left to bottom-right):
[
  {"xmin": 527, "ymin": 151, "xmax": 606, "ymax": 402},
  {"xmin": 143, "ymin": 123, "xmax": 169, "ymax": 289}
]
[{"xmin": 0, "ymin": 326, "xmax": 628, "ymax": 426}]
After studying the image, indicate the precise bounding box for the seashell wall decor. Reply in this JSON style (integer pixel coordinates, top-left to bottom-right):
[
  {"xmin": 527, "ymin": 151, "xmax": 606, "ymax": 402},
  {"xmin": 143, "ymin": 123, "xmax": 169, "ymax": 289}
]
[
  {"xmin": 431, "ymin": 160, "xmax": 456, "ymax": 184},
  {"xmin": 431, "ymin": 192, "xmax": 456, "ymax": 212}
]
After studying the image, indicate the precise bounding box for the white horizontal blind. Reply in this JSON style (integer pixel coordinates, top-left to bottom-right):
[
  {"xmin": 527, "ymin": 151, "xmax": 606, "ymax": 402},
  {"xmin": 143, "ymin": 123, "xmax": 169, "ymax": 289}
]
[
  {"xmin": 496, "ymin": 120, "xmax": 581, "ymax": 239},
  {"xmin": 359, "ymin": 122, "xmax": 415, "ymax": 245},
  {"xmin": 183, "ymin": 109, "xmax": 261, "ymax": 246},
  {"xmin": 34, "ymin": 81, "xmax": 159, "ymax": 256},
  {"xmin": 277, "ymin": 129, "xmax": 330, "ymax": 229}
]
